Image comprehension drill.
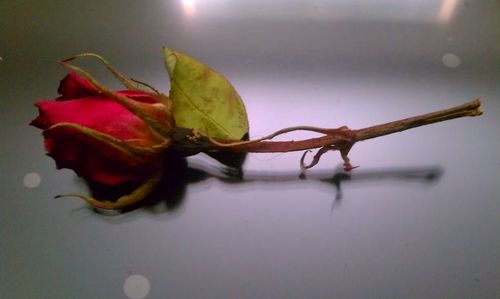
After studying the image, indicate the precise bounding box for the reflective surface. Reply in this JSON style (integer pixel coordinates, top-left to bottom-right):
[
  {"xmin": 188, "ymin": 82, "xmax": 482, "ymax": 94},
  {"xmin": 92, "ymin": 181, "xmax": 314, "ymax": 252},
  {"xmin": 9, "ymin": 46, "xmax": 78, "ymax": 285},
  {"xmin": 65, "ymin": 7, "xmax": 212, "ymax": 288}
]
[{"xmin": 1, "ymin": 1, "xmax": 499, "ymax": 298}]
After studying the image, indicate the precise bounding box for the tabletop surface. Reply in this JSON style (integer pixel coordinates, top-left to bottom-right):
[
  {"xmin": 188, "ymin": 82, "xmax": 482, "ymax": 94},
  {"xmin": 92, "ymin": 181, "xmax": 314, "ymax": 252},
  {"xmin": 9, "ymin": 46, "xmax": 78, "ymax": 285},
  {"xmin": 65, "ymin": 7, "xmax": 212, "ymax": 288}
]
[{"xmin": 1, "ymin": 1, "xmax": 499, "ymax": 298}]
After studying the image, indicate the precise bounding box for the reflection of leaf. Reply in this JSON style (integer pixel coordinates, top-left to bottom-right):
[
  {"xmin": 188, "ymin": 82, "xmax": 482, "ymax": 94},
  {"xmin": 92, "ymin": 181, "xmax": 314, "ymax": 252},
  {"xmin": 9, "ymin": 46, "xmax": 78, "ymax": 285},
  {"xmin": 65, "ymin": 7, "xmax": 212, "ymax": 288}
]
[{"xmin": 163, "ymin": 48, "xmax": 249, "ymax": 140}]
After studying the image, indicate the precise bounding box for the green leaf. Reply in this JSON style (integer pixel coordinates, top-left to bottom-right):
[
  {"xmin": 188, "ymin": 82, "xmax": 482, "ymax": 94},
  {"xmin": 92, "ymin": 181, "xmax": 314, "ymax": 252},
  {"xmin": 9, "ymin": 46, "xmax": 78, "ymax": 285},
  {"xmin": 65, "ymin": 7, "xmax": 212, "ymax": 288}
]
[{"xmin": 163, "ymin": 48, "xmax": 249, "ymax": 140}]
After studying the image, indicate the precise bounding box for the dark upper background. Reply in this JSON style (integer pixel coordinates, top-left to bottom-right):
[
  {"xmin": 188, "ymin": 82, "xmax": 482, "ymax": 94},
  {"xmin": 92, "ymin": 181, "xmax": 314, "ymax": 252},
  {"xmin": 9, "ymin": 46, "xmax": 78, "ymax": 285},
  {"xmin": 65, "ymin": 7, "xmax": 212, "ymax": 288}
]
[{"xmin": 1, "ymin": 1, "xmax": 499, "ymax": 298}]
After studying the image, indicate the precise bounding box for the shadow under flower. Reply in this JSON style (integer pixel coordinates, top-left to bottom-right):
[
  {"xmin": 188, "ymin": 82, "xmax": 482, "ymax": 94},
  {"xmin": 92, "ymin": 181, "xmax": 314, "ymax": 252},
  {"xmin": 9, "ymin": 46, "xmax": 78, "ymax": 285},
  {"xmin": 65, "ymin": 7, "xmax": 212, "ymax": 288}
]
[
  {"xmin": 77, "ymin": 153, "xmax": 443, "ymax": 215},
  {"xmin": 319, "ymin": 166, "xmax": 443, "ymax": 210}
]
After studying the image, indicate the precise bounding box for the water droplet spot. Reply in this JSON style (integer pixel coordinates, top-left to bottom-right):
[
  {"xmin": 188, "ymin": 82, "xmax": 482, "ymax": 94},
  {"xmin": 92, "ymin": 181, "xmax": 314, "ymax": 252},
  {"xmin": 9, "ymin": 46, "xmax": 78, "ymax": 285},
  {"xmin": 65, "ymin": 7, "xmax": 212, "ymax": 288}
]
[
  {"xmin": 442, "ymin": 53, "xmax": 461, "ymax": 68},
  {"xmin": 123, "ymin": 275, "xmax": 151, "ymax": 299},
  {"xmin": 23, "ymin": 172, "xmax": 41, "ymax": 188}
]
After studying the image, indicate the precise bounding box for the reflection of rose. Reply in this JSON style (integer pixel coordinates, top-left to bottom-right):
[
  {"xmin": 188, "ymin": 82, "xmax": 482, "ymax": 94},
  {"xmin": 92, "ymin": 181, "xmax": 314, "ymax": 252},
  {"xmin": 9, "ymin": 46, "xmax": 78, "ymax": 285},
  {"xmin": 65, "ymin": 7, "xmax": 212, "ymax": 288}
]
[{"xmin": 31, "ymin": 72, "xmax": 172, "ymax": 185}]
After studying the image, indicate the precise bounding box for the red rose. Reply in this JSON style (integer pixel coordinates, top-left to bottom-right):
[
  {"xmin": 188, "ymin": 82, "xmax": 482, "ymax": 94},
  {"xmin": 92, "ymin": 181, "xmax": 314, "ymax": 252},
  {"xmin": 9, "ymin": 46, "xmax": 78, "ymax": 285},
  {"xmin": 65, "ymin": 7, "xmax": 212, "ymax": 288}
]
[{"xmin": 31, "ymin": 72, "xmax": 172, "ymax": 185}]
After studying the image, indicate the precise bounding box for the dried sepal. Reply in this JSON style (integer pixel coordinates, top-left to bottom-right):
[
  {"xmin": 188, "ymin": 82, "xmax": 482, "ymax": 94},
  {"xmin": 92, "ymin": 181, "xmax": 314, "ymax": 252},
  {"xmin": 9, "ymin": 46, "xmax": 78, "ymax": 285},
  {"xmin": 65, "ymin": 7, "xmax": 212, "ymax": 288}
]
[
  {"xmin": 59, "ymin": 55, "xmax": 174, "ymax": 137},
  {"xmin": 55, "ymin": 169, "xmax": 163, "ymax": 210}
]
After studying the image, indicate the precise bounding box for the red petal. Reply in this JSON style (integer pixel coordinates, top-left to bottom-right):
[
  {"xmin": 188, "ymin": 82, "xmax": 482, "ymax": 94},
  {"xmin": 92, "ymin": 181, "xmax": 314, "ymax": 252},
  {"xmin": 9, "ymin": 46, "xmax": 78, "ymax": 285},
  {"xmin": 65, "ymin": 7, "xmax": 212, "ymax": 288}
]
[
  {"xmin": 30, "ymin": 109, "xmax": 50, "ymax": 129},
  {"xmin": 118, "ymin": 90, "xmax": 159, "ymax": 104},
  {"xmin": 57, "ymin": 72, "xmax": 99, "ymax": 100},
  {"xmin": 43, "ymin": 125, "xmax": 156, "ymax": 185},
  {"xmin": 32, "ymin": 97, "xmax": 163, "ymax": 145}
]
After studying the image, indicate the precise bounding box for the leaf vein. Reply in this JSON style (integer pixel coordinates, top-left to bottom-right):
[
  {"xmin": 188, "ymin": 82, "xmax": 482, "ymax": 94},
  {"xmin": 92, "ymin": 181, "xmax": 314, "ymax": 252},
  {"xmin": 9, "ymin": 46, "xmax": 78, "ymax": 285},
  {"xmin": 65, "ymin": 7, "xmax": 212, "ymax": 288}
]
[{"xmin": 173, "ymin": 81, "xmax": 236, "ymax": 139}]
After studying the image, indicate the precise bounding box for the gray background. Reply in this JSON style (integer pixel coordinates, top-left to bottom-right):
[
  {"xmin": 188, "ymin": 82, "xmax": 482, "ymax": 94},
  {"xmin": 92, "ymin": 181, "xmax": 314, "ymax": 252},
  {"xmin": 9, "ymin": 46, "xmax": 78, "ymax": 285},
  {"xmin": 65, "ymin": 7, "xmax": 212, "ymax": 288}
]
[{"xmin": 1, "ymin": 0, "xmax": 499, "ymax": 298}]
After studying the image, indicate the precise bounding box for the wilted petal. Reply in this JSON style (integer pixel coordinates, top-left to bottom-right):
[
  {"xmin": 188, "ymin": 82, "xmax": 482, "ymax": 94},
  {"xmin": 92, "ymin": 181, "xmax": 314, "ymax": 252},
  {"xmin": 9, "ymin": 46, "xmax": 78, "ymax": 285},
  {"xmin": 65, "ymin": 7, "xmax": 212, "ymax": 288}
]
[
  {"xmin": 32, "ymin": 97, "xmax": 164, "ymax": 146},
  {"xmin": 57, "ymin": 72, "xmax": 99, "ymax": 100},
  {"xmin": 43, "ymin": 124, "xmax": 158, "ymax": 185}
]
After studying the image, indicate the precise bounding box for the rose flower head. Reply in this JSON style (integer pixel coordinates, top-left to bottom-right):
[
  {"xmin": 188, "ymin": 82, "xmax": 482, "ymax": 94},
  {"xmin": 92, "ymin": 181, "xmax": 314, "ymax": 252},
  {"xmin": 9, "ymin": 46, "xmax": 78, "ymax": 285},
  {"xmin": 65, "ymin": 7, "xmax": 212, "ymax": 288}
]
[{"xmin": 31, "ymin": 54, "xmax": 174, "ymax": 209}]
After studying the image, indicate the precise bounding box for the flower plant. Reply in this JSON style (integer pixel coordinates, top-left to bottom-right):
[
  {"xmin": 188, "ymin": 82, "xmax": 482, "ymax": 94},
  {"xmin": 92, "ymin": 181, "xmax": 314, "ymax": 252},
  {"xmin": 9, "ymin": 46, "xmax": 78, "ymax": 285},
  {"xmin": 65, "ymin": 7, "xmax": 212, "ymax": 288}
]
[{"xmin": 31, "ymin": 49, "xmax": 483, "ymax": 210}]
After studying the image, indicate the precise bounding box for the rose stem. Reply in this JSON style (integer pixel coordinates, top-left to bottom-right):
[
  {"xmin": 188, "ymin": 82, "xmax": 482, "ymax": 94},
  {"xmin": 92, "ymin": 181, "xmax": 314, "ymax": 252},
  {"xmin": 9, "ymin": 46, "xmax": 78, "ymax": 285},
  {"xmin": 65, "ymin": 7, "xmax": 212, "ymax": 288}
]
[
  {"xmin": 352, "ymin": 99, "xmax": 482, "ymax": 142},
  {"xmin": 216, "ymin": 99, "xmax": 482, "ymax": 153}
]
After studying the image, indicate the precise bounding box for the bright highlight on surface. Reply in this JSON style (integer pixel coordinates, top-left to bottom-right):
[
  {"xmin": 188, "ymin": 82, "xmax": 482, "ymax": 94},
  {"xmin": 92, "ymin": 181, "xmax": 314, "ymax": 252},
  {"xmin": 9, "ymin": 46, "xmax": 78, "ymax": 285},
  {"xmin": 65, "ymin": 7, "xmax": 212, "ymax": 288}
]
[
  {"xmin": 123, "ymin": 275, "xmax": 151, "ymax": 299},
  {"xmin": 182, "ymin": 0, "xmax": 195, "ymax": 7},
  {"xmin": 438, "ymin": 0, "xmax": 457, "ymax": 23},
  {"xmin": 176, "ymin": 1, "xmax": 449, "ymax": 23},
  {"xmin": 442, "ymin": 53, "xmax": 461, "ymax": 68},
  {"xmin": 182, "ymin": 0, "xmax": 196, "ymax": 17},
  {"xmin": 23, "ymin": 172, "xmax": 41, "ymax": 188}
]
